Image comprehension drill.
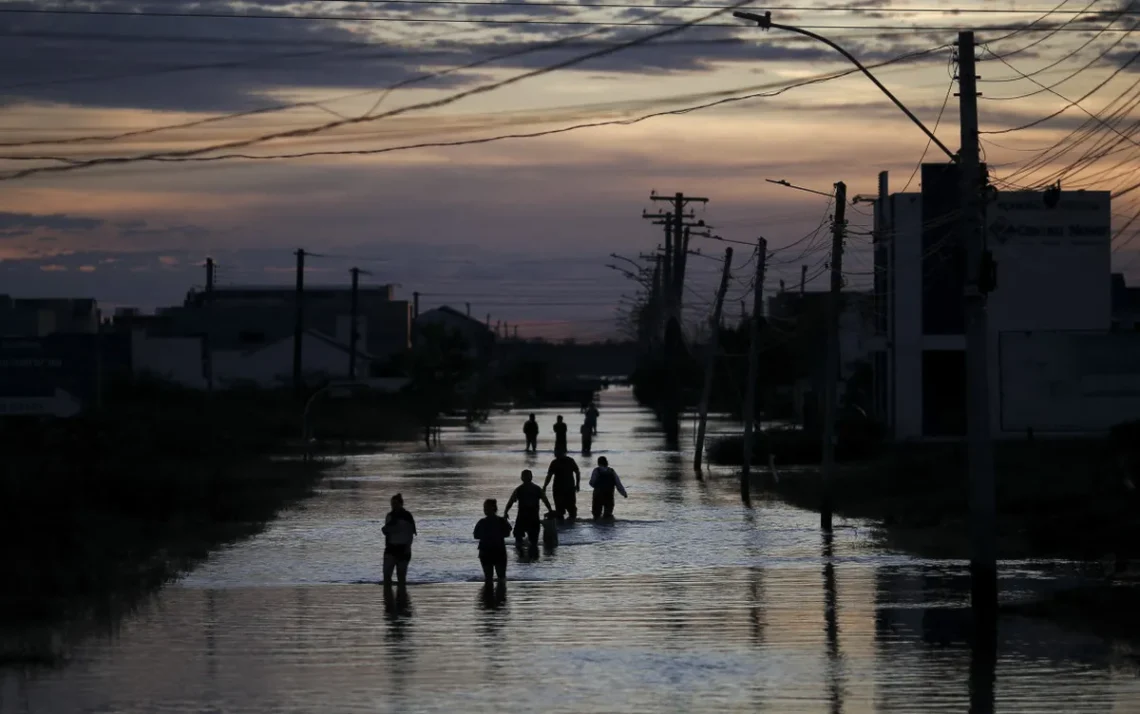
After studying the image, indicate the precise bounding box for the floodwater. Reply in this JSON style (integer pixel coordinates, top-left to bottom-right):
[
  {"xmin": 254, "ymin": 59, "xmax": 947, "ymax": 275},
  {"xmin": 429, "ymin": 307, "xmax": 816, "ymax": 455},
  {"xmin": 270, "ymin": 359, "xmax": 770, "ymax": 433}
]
[{"xmin": 3, "ymin": 388, "xmax": 1140, "ymax": 713}]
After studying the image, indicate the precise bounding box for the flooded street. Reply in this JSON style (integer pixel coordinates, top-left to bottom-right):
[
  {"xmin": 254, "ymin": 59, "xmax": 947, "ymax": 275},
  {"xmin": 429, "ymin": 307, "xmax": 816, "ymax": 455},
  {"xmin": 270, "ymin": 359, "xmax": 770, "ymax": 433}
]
[{"xmin": 4, "ymin": 387, "xmax": 1140, "ymax": 713}]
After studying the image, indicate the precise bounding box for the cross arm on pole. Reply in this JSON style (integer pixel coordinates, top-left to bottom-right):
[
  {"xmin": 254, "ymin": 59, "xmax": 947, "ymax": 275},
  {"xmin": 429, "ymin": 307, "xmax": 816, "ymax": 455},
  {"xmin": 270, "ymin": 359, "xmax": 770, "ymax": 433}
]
[{"xmin": 734, "ymin": 10, "xmax": 956, "ymax": 161}]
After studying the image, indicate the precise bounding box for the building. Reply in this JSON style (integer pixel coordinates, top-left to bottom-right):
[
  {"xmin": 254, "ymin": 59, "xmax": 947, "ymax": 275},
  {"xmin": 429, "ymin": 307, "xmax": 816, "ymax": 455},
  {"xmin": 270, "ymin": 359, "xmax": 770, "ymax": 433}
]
[
  {"xmin": 414, "ymin": 306, "xmax": 496, "ymax": 361},
  {"xmin": 173, "ymin": 283, "xmax": 411, "ymax": 364},
  {"xmin": 0, "ymin": 296, "xmax": 100, "ymax": 337},
  {"xmin": 873, "ymin": 165, "xmax": 1114, "ymax": 440},
  {"xmin": 1111, "ymin": 273, "xmax": 1140, "ymax": 331}
]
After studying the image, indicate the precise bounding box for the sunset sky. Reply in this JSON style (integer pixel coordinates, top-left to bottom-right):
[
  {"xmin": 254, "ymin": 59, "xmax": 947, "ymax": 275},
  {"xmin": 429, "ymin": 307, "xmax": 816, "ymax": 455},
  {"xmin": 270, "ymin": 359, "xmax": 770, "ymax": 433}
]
[{"xmin": 0, "ymin": 0, "xmax": 1136, "ymax": 338}]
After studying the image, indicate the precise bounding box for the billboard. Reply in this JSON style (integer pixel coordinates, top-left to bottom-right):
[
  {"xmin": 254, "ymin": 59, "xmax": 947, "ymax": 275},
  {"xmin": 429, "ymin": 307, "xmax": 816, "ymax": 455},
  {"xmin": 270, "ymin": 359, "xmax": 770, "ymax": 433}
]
[{"xmin": 999, "ymin": 330, "xmax": 1140, "ymax": 432}]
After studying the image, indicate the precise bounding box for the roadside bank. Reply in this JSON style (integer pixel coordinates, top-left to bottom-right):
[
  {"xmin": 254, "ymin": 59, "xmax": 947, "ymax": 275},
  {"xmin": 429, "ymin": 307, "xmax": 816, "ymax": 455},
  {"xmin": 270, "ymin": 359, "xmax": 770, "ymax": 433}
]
[
  {"xmin": 0, "ymin": 386, "xmax": 423, "ymax": 665},
  {"xmin": 744, "ymin": 438, "xmax": 1140, "ymax": 643}
]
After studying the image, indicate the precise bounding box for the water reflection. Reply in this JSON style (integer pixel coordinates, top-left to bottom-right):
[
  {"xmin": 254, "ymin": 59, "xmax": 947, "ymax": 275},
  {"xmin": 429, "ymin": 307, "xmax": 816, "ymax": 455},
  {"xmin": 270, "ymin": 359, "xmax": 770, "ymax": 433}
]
[
  {"xmin": 821, "ymin": 532, "xmax": 843, "ymax": 714},
  {"xmin": 4, "ymin": 388, "xmax": 1140, "ymax": 713}
]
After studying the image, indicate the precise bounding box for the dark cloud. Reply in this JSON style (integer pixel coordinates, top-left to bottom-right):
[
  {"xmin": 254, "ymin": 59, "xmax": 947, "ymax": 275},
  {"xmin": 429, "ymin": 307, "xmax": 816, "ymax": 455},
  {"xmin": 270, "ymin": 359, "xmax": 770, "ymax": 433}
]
[
  {"xmin": 0, "ymin": 210, "xmax": 104, "ymax": 236},
  {"xmin": 0, "ymin": 0, "xmax": 947, "ymax": 112}
]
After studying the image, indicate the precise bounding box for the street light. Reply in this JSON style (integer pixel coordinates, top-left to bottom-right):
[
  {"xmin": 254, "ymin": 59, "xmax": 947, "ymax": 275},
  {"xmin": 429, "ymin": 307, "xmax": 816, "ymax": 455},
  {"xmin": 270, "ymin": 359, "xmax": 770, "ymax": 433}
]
[{"xmin": 734, "ymin": 10, "xmax": 956, "ymax": 160}]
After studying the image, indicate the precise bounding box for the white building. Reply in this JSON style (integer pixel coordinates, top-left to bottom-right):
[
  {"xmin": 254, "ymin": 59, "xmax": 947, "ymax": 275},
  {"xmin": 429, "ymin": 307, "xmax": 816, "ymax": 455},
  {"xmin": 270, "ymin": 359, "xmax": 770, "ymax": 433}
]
[
  {"xmin": 130, "ymin": 328, "xmax": 374, "ymax": 391},
  {"xmin": 874, "ymin": 165, "xmax": 1113, "ymax": 440}
]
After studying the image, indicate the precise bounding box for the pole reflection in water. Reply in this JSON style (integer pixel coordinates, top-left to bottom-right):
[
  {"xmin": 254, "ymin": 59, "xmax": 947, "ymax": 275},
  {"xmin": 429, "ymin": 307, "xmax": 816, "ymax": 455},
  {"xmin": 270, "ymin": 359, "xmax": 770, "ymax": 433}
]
[
  {"xmin": 821, "ymin": 531, "xmax": 843, "ymax": 714},
  {"xmin": 969, "ymin": 603, "xmax": 997, "ymax": 714}
]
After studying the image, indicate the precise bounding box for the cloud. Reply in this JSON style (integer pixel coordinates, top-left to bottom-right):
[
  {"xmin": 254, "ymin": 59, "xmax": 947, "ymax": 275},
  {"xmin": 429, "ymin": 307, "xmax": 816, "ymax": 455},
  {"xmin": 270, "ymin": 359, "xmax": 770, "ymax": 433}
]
[{"xmin": 0, "ymin": 211, "xmax": 104, "ymax": 235}]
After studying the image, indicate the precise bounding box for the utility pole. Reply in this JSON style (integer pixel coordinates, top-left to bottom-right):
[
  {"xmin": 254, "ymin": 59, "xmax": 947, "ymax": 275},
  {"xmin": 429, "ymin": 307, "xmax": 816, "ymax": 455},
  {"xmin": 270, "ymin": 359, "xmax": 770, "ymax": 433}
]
[
  {"xmin": 694, "ymin": 246, "xmax": 733, "ymax": 473},
  {"xmin": 204, "ymin": 256, "xmax": 215, "ymax": 391},
  {"xmin": 740, "ymin": 238, "xmax": 768, "ymax": 505},
  {"xmin": 643, "ymin": 192, "xmax": 709, "ymax": 446},
  {"xmin": 800, "ymin": 264, "xmax": 807, "ymax": 295},
  {"xmin": 349, "ymin": 267, "xmax": 370, "ymax": 380},
  {"xmin": 413, "ymin": 291, "xmax": 420, "ymax": 320},
  {"xmin": 293, "ymin": 249, "xmax": 305, "ymax": 396},
  {"xmin": 958, "ymin": 29, "xmax": 998, "ymax": 626},
  {"xmin": 821, "ymin": 182, "xmax": 847, "ymax": 533}
]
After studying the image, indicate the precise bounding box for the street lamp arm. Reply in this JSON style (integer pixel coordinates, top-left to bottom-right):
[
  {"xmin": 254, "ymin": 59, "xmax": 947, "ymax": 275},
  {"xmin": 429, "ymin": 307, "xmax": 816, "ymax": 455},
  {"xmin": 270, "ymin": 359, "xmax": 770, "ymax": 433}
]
[{"xmin": 734, "ymin": 11, "xmax": 956, "ymax": 161}]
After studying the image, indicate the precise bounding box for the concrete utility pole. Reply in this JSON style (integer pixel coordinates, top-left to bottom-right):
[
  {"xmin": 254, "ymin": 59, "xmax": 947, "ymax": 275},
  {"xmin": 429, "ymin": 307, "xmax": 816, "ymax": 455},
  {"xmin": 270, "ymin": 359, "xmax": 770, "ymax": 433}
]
[
  {"xmin": 821, "ymin": 182, "xmax": 847, "ymax": 533},
  {"xmin": 740, "ymin": 238, "xmax": 768, "ymax": 505},
  {"xmin": 958, "ymin": 30, "xmax": 998, "ymax": 626},
  {"xmin": 349, "ymin": 267, "xmax": 370, "ymax": 380},
  {"xmin": 293, "ymin": 249, "xmax": 306, "ymax": 396},
  {"xmin": 694, "ymin": 246, "xmax": 733, "ymax": 473},
  {"xmin": 644, "ymin": 192, "xmax": 709, "ymax": 447}
]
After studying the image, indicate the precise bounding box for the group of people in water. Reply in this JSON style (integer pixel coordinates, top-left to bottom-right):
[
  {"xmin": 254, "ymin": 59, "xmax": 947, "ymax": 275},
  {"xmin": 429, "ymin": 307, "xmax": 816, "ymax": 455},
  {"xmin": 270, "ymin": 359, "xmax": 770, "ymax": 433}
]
[
  {"xmin": 381, "ymin": 402, "xmax": 627, "ymax": 588},
  {"xmin": 524, "ymin": 402, "xmax": 599, "ymax": 454}
]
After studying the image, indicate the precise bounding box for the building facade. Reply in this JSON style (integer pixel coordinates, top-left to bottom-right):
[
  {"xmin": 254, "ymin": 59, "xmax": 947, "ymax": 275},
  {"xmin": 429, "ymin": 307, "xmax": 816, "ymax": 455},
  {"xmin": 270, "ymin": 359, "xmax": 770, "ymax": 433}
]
[{"xmin": 874, "ymin": 165, "xmax": 1113, "ymax": 440}]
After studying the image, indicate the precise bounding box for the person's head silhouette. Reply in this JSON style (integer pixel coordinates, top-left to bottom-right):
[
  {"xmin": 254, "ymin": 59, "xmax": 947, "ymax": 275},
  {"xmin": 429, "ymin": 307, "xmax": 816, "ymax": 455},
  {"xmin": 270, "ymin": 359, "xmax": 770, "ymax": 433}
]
[{"xmin": 521, "ymin": 469, "xmax": 533, "ymax": 483}]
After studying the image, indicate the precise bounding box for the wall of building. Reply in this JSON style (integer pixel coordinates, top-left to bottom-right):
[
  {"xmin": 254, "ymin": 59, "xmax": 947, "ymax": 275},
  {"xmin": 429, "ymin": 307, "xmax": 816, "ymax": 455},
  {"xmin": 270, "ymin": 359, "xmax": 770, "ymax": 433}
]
[
  {"xmin": 999, "ymin": 330, "xmax": 1140, "ymax": 433},
  {"xmin": 213, "ymin": 333, "xmax": 367, "ymax": 389},
  {"xmin": 889, "ymin": 193, "xmax": 924, "ymax": 440},
  {"xmin": 131, "ymin": 330, "xmax": 207, "ymax": 389}
]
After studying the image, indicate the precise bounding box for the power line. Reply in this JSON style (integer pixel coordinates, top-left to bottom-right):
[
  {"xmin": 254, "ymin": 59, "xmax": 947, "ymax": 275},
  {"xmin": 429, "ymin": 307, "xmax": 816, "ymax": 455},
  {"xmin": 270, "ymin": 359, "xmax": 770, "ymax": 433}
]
[
  {"xmin": 174, "ymin": 0, "xmax": 1140, "ymax": 14},
  {"xmin": 0, "ymin": 7, "xmax": 1132, "ymax": 31},
  {"xmin": 0, "ymin": 0, "xmax": 753, "ymax": 180},
  {"xmin": 4, "ymin": 42, "xmax": 947, "ymax": 170}
]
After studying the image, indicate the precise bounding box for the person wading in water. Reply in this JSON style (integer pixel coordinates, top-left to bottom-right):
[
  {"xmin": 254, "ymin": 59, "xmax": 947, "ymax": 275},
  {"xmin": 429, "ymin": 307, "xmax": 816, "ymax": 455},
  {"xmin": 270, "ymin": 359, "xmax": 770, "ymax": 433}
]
[
  {"xmin": 381, "ymin": 494, "xmax": 417, "ymax": 588},
  {"xmin": 504, "ymin": 469, "xmax": 553, "ymax": 549},
  {"xmin": 552, "ymin": 415, "xmax": 569, "ymax": 454},
  {"xmin": 589, "ymin": 456, "xmax": 627, "ymax": 521},
  {"xmin": 523, "ymin": 413, "xmax": 539, "ymax": 453},
  {"xmin": 543, "ymin": 452, "xmax": 581, "ymax": 522},
  {"xmin": 473, "ymin": 499, "xmax": 513, "ymax": 584}
]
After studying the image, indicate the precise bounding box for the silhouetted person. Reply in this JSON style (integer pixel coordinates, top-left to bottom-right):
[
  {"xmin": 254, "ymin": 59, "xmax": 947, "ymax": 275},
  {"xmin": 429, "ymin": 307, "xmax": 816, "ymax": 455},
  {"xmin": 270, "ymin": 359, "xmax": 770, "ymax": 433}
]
[
  {"xmin": 585, "ymin": 402, "xmax": 599, "ymax": 436},
  {"xmin": 589, "ymin": 456, "xmax": 627, "ymax": 521},
  {"xmin": 542, "ymin": 510, "xmax": 559, "ymax": 549},
  {"xmin": 523, "ymin": 413, "xmax": 539, "ymax": 452},
  {"xmin": 474, "ymin": 498, "xmax": 513, "ymax": 584},
  {"xmin": 553, "ymin": 415, "xmax": 568, "ymax": 454},
  {"xmin": 580, "ymin": 421, "xmax": 592, "ymax": 453},
  {"xmin": 544, "ymin": 452, "xmax": 581, "ymax": 522},
  {"xmin": 504, "ymin": 469, "xmax": 552, "ymax": 549},
  {"xmin": 382, "ymin": 493, "xmax": 417, "ymax": 587}
]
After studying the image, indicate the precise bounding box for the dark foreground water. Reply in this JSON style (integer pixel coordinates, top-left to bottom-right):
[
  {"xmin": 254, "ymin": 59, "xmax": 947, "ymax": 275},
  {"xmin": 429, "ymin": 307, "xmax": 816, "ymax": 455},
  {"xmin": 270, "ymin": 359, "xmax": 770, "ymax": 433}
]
[{"xmin": 3, "ymin": 388, "xmax": 1139, "ymax": 713}]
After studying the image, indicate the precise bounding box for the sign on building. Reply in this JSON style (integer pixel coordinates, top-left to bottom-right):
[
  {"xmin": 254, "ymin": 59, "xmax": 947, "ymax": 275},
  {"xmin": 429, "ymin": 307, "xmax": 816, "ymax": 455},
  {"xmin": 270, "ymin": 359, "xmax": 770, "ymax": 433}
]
[{"xmin": 987, "ymin": 191, "xmax": 1112, "ymax": 332}]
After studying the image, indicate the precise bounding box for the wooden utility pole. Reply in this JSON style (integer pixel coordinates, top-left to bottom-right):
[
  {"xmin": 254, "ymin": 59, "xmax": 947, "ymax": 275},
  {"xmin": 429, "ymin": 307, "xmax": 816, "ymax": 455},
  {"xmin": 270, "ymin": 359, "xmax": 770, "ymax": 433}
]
[
  {"xmin": 694, "ymin": 246, "xmax": 733, "ymax": 473},
  {"xmin": 293, "ymin": 249, "xmax": 305, "ymax": 396},
  {"xmin": 349, "ymin": 267, "xmax": 370, "ymax": 380},
  {"xmin": 958, "ymin": 30, "xmax": 998, "ymax": 626},
  {"xmin": 740, "ymin": 238, "xmax": 768, "ymax": 505},
  {"xmin": 800, "ymin": 264, "xmax": 807, "ymax": 294},
  {"xmin": 821, "ymin": 182, "xmax": 847, "ymax": 533}
]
